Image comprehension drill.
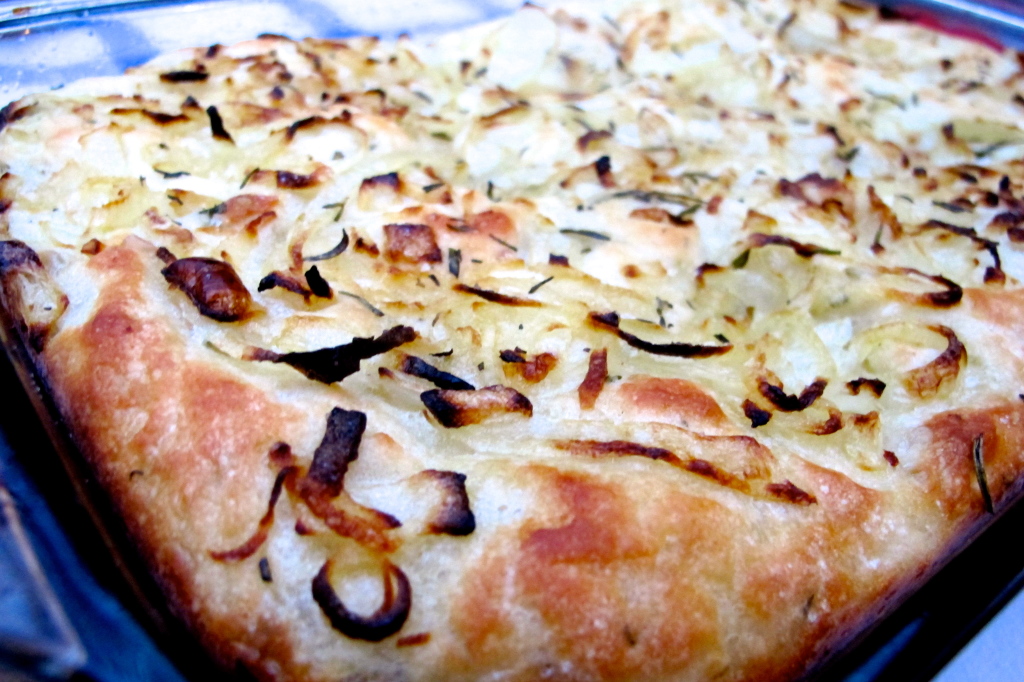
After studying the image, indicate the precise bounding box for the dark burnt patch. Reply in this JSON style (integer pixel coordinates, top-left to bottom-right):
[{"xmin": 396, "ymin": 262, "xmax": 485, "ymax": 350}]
[
  {"xmin": 110, "ymin": 107, "xmax": 190, "ymax": 125},
  {"xmin": 304, "ymin": 266, "xmax": 333, "ymax": 298},
  {"xmin": 766, "ymin": 480, "xmax": 817, "ymax": 505}
]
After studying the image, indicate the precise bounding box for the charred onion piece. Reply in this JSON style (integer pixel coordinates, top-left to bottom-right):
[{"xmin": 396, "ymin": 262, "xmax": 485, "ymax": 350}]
[
  {"xmin": 904, "ymin": 325, "xmax": 966, "ymax": 398},
  {"xmin": 160, "ymin": 70, "xmax": 208, "ymax": 82},
  {"xmin": 305, "ymin": 408, "xmax": 366, "ymax": 496},
  {"xmin": 206, "ymin": 105, "xmax": 233, "ymax": 143},
  {"xmin": 420, "ymin": 470, "xmax": 476, "ymax": 535},
  {"xmin": 757, "ymin": 377, "xmax": 827, "ymax": 412},
  {"xmin": 312, "ymin": 560, "xmax": 411, "ymax": 641},
  {"xmin": 296, "ymin": 409, "xmax": 401, "ymax": 552},
  {"xmin": 400, "ymin": 355, "xmax": 474, "ymax": 390},
  {"xmin": 421, "ymin": 385, "xmax": 532, "ymax": 428},
  {"xmin": 209, "ymin": 466, "xmax": 297, "ymax": 561},
  {"xmin": 161, "ymin": 256, "xmax": 252, "ymax": 321},
  {"xmin": 0, "ymin": 240, "xmax": 69, "ymax": 351},
  {"xmin": 847, "ymin": 378, "xmax": 886, "ymax": 397},
  {"xmin": 742, "ymin": 399, "xmax": 771, "ymax": 427},
  {"xmin": 250, "ymin": 326, "xmax": 417, "ymax": 384},
  {"xmin": 258, "ymin": 270, "xmax": 312, "ymax": 299},
  {"xmin": 577, "ymin": 348, "xmax": 608, "ymax": 410},
  {"xmin": 588, "ymin": 311, "xmax": 731, "ymax": 358},
  {"xmin": 453, "ymin": 283, "xmax": 541, "ymax": 307},
  {"xmin": 304, "ymin": 266, "xmax": 333, "ymax": 298},
  {"xmin": 748, "ymin": 233, "xmax": 839, "ymax": 258}
]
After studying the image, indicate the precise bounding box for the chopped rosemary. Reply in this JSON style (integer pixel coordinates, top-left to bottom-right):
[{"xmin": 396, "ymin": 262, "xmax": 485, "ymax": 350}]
[
  {"xmin": 560, "ymin": 228, "xmax": 610, "ymax": 241},
  {"xmin": 488, "ymin": 234, "xmax": 518, "ymax": 252},
  {"xmin": 528, "ymin": 276, "xmax": 554, "ymax": 294},
  {"xmin": 322, "ymin": 201, "xmax": 346, "ymax": 222},
  {"xmin": 337, "ymin": 290, "xmax": 385, "ymax": 317},
  {"xmin": 240, "ymin": 166, "xmax": 260, "ymax": 189}
]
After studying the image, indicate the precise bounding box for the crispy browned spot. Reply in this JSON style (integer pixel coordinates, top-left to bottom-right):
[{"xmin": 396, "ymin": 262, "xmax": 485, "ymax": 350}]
[
  {"xmin": 846, "ymin": 378, "xmax": 886, "ymax": 397},
  {"xmin": 161, "ymin": 256, "xmax": 252, "ymax": 322},
  {"xmin": 396, "ymin": 632, "xmax": 431, "ymax": 647},
  {"xmin": 361, "ymin": 171, "xmax": 401, "ymax": 192},
  {"xmin": 384, "ymin": 223, "xmax": 442, "ymax": 264},
  {"xmin": 312, "ymin": 559, "xmax": 411, "ymax": 641},
  {"xmin": 421, "ymin": 385, "xmax": 533, "ymax": 428},
  {"xmin": 757, "ymin": 377, "xmax": 827, "ymax": 412},
  {"xmin": 418, "ymin": 470, "xmax": 476, "ymax": 536},
  {"xmin": 765, "ymin": 480, "xmax": 817, "ymax": 505},
  {"xmin": 588, "ymin": 311, "xmax": 731, "ymax": 357},
  {"xmin": 81, "ymin": 239, "xmax": 104, "ymax": 256},
  {"xmin": 904, "ymin": 325, "xmax": 966, "ymax": 399},
  {"xmin": 354, "ymin": 236, "xmax": 380, "ymax": 257},
  {"xmin": 578, "ymin": 348, "xmax": 608, "ymax": 410},
  {"xmin": 453, "ymin": 283, "xmax": 541, "ymax": 307},
  {"xmin": 883, "ymin": 450, "xmax": 899, "ymax": 467}
]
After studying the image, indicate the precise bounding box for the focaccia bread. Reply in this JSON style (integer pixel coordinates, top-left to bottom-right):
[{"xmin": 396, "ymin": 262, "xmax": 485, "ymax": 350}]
[{"xmin": 3, "ymin": 0, "xmax": 1024, "ymax": 679}]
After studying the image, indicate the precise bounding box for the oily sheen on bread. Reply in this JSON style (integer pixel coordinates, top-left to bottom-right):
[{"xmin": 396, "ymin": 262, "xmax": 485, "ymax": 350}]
[{"xmin": 3, "ymin": 0, "xmax": 1024, "ymax": 679}]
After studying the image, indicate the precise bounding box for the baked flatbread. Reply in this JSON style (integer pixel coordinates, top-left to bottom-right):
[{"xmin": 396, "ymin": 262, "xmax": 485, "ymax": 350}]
[{"xmin": 3, "ymin": 0, "xmax": 1024, "ymax": 679}]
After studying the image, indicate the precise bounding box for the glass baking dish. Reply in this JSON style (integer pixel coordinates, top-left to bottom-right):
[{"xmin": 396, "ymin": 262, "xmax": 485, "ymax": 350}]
[{"xmin": 1, "ymin": 1, "xmax": 1024, "ymax": 680}]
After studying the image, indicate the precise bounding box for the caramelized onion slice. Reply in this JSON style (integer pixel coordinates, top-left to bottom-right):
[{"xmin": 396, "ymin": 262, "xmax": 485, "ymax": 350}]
[
  {"xmin": 588, "ymin": 311, "xmax": 731, "ymax": 358},
  {"xmin": 904, "ymin": 325, "xmax": 966, "ymax": 399},
  {"xmin": 209, "ymin": 465, "xmax": 297, "ymax": 561},
  {"xmin": 880, "ymin": 266, "xmax": 962, "ymax": 308},
  {"xmin": 312, "ymin": 560, "xmax": 411, "ymax": 642},
  {"xmin": 161, "ymin": 256, "xmax": 252, "ymax": 322},
  {"xmin": 421, "ymin": 385, "xmax": 532, "ymax": 428},
  {"xmin": 249, "ymin": 325, "xmax": 417, "ymax": 384},
  {"xmin": 577, "ymin": 348, "xmax": 608, "ymax": 410}
]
